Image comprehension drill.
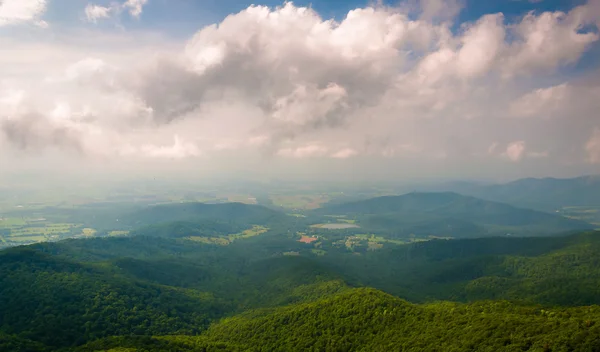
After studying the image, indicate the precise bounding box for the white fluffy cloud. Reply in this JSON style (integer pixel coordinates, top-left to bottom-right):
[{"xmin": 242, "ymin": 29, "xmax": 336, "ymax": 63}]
[
  {"xmin": 503, "ymin": 141, "xmax": 526, "ymax": 162},
  {"xmin": 0, "ymin": 0, "xmax": 47, "ymax": 27},
  {"xmin": 124, "ymin": 0, "xmax": 148, "ymax": 18},
  {"xmin": 85, "ymin": 5, "xmax": 112, "ymax": 23},
  {"xmin": 1, "ymin": 1, "xmax": 600, "ymax": 178},
  {"xmin": 85, "ymin": 0, "xmax": 148, "ymax": 23}
]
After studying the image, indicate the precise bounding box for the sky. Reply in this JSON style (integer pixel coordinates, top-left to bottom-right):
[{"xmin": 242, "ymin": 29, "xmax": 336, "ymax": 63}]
[{"xmin": 1, "ymin": 0, "xmax": 600, "ymax": 184}]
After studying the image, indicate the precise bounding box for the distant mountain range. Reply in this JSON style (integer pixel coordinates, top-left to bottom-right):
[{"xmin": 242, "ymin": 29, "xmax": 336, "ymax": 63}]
[
  {"xmin": 429, "ymin": 175, "xmax": 600, "ymax": 211},
  {"xmin": 317, "ymin": 192, "xmax": 593, "ymax": 237}
]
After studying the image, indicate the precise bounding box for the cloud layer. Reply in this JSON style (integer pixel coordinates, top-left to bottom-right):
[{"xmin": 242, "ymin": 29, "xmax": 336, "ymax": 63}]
[
  {"xmin": 0, "ymin": 0, "xmax": 47, "ymax": 27},
  {"xmin": 1, "ymin": 0, "xmax": 600, "ymax": 179}
]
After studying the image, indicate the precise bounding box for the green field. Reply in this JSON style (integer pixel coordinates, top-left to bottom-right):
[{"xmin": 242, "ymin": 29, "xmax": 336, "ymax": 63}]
[
  {"xmin": 228, "ymin": 225, "xmax": 269, "ymax": 240},
  {"xmin": 188, "ymin": 236, "xmax": 231, "ymax": 245},
  {"xmin": 107, "ymin": 230, "xmax": 130, "ymax": 237},
  {"xmin": 561, "ymin": 206, "xmax": 600, "ymax": 226},
  {"xmin": 0, "ymin": 217, "xmax": 89, "ymax": 246},
  {"xmin": 185, "ymin": 225, "xmax": 269, "ymax": 246}
]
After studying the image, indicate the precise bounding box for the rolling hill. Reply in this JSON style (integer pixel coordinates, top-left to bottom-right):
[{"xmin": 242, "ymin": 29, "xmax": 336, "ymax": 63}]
[
  {"xmin": 3, "ymin": 221, "xmax": 600, "ymax": 350},
  {"xmin": 438, "ymin": 175, "xmax": 600, "ymax": 212},
  {"xmin": 79, "ymin": 288, "xmax": 600, "ymax": 352},
  {"xmin": 317, "ymin": 192, "xmax": 593, "ymax": 237}
]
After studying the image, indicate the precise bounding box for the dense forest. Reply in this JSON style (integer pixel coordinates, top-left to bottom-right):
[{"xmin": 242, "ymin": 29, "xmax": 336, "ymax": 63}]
[{"xmin": 1, "ymin": 198, "xmax": 600, "ymax": 351}]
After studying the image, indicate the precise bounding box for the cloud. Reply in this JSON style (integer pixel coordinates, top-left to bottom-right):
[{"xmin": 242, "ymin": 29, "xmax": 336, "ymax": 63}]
[
  {"xmin": 503, "ymin": 6, "xmax": 600, "ymax": 76},
  {"xmin": 277, "ymin": 144, "xmax": 328, "ymax": 158},
  {"xmin": 1, "ymin": 1, "xmax": 600, "ymax": 178},
  {"xmin": 418, "ymin": 0, "xmax": 464, "ymax": 21},
  {"xmin": 509, "ymin": 83, "xmax": 570, "ymax": 117},
  {"xmin": 0, "ymin": 0, "xmax": 47, "ymax": 26},
  {"xmin": 331, "ymin": 148, "xmax": 358, "ymax": 159},
  {"xmin": 527, "ymin": 151, "xmax": 549, "ymax": 158},
  {"xmin": 85, "ymin": 5, "xmax": 112, "ymax": 23},
  {"xmin": 85, "ymin": 0, "xmax": 148, "ymax": 23},
  {"xmin": 120, "ymin": 135, "xmax": 202, "ymax": 159},
  {"xmin": 503, "ymin": 141, "xmax": 526, "ymax": 162},
  {"xmin": 123, "ymin": 0, "xmax": 148, "ymax": 18},
  {"xmin": 0, "ymin": 113, "xmax": 83, "ymax": 153},
  {"xmin": 587, "ymin": 128, "xmax": 600, "ymax": 164}
]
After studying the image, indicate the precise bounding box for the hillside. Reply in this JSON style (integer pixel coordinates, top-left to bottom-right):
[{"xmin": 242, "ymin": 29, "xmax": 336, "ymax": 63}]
[
  {"xmin": 324, "ymin": 231, "xmax": 600, "ymax": 306},
  {"xmin": 0, "ymin": 247, "xmax": 228, "ymax": 348},
  {"xmin": 79, "ymin": 288, "xmax": 600, "ymax": 352},
  {"xmin": 317, "ymin": 192, "xmax": 593, "ymax": 237},
  {"xmin": 438, "ymin": 175, "xmax": 600, "ymax": 212},
  {"xmin": 0, "ymin": 239, "xmax": 349, "ymax": 349},
  {"xmin": 3, "ymin": 228, "xmax": 600, "ymax": 350}
]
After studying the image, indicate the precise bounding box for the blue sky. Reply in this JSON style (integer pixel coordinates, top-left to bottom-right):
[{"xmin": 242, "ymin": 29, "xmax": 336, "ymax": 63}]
[
  {"xmin": 40, "ymin": 0, "xmax": 598, "ymax": 75},
  {"xmin": 41, "ymin": 0, "xmax": 589, "ymax": 35}
]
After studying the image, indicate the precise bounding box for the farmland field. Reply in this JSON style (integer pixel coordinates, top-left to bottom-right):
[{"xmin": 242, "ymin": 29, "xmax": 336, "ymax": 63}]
[
  {"xmin": 311, "ymin": 223, "xmax": 360, "ymax": 229},
  {"xmin": 0, "ymin": 217, "xmax": 82, "ymax": 245},
  {"xmin": 561, "ymin": 206, "xmax": 600, "ymax": 227},
  {"xmin": 228, "ymin": 225, "xmax": 269, "ymax": 240}
]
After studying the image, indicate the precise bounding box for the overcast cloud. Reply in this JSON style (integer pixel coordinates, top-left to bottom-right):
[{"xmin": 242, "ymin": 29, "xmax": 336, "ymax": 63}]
[{"xmin": 0, "ymin": 0, "xmax": 600, "ymax": 182}]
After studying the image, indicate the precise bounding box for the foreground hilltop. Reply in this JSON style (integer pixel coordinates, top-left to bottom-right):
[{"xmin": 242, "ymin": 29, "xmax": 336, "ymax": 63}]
[{"xmin": 80, "ymin": 288, "xmax": 600, "ymax": 352}]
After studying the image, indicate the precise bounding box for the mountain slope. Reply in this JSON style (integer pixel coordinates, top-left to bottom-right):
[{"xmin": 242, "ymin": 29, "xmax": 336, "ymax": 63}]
[
  {"xmin": 79, "ymin": 288, "xmax": 600, "ymax": 352},
  {"xmin": 0, "ymin": 247, "xmax": 229, "ymax": 348},
  {"xmin": 325, "ymin": 231, "xmax": 600, "ymax": 306},
  {"xmin": 317, "ymin": 192, "xmax": 593, "ymax": 237},
  {"xmin": 0, "ymin": 239, "xmax": 349, "ymax": 349},
  {"xmin": 439, "ymin": 175, "xmax": 600, "ymax": 212}
]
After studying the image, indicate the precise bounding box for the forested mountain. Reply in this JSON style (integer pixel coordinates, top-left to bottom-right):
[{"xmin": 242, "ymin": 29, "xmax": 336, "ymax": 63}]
[
  {"xmin": 436, "ymin": 175, "xmax": 600, "ymax": 212},
  {"xmin": 2, "ymin": 228, "xmax": 600, "ymax": 351},
  {"xmin": 325, "ymin": 231, "xmax": 600, "ymax": 306},
  {"xmin": 79, "ymin": 288, "xmax": 600, "ymax": 352},
  {"xmin": 316, "ymin": 192, "xmax": 593, "ymax": 237}
]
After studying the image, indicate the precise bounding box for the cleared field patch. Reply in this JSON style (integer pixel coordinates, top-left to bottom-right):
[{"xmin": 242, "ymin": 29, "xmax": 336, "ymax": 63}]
[
  {"xmin": 0, "ymin": 218, "xmax": 27, "ymax": 227},
  {"xmin": 561, "ymin": 206, "xmax": 600, "ymax": 226},
  {"xmin": 108, "ymin": 230, "xmax": 130, "ymax": 237},
  {"xmin": 185, "ymin": 226, "xmax": 269, "ymax": 246},
  {"xmin": 354, "ymin": 234, "xmax": 408, "ymax": 246},
  {"xmin": 228, "ymin": 225, "xmax": 269, "ymax": 240},
  {"xmin": 298, "ymin": 235, "xmax": 318, "ymax": 244},
  {"xmin": 187, "ymin": 236, "xmax": 230, "ymax": 245},
  {"xmin": 81, "ymin": 228, "xmax": 97, "ymax": 237},
  {"xmin": 310, "ymin": 223, "xmax": 360, "ymax": 229},
  {"xmin": 225, "ymin": 194, "xmax": 258, "ymax": 204},
  {"xmin": 311, "ymin": 249, "xmax": 327, "ymax": 256},
  {"xmin": 9, "ymin": 235, "xmax": 46, "ymax": 243}
]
